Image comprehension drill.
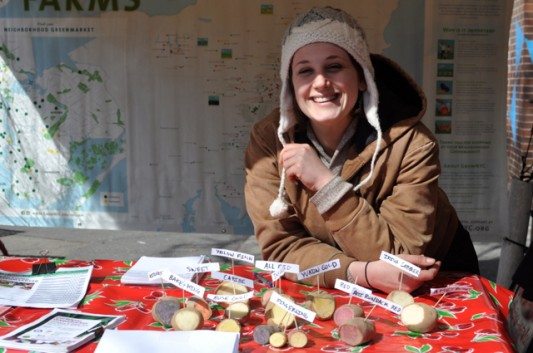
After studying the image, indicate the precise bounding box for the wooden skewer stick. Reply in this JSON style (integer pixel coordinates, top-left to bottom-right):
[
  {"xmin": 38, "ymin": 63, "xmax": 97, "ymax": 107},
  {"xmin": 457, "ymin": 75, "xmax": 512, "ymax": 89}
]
[
  {"xmin": 348, "ymin": 276, "xmax": 358, "ymax": 305},
  {"xmin": 231, "ymin": 259, "xmax": 236, "ymax": 295},
  {"xmin": 160, "ymin": 278, "xmax": 167, "ymax": 297},
  {"xmin": 364, "ymin": 304, "xmax": 377, "ymax": 321},
  {"xmin": 399, "ymin": 271, "xmax": 404, "ymax": 291},
  {"xmin": 433, "ymin": 292, "xmax": 447, "ymax": 307}
]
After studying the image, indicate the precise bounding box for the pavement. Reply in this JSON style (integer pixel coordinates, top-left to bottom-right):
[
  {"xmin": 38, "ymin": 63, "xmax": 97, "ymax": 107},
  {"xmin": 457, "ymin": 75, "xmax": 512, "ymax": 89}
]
[{"xmin": 0, "ymin": 225, "xmax": 503, "ymax": 283}]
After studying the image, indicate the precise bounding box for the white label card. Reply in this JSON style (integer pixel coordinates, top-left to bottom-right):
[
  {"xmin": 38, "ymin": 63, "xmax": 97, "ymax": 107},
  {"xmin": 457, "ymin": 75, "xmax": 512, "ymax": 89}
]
[
  {"xmin": 334, "ymin": 278, "xmax": 372, "ymax": 296},
  {"xmin": 297, "ymin": 259, "xmax": 340, "ymax": 280},
  {"xmin": 211, "ymin": 248, "xmax": 255, "ymax": 264},
  {"xmin": 379, "ymin": 251, "xmax": 421, "ymax": 278},
  {"xmin": 147, "ymin": 269, "xmax": 167, "ymax": 281},
  {"xmin": 271, "ymin": 269, "xmax": 284, "ymax": 282},
  {"xmin": 349, "ymin": 287, "xmax": 402, "ymax": 315},
  {"xmin": 181, "ymin": 263, "xmax": 220, "ymax": 274},
  {"xmin": 255, "ymin": 260, "xmax": 299, "ymax": 274},
  {"xmin": 269, "ymin": 291, "xmax": 316, "ymax": 322},
  {"xmin": 161, "ymin": 271, "xmax": 205, "ymax": 297},
  {"xmin": 211, "ymin": 272, "xmax": 254, "ymax": 289},
  {"xmin": 207, "ymin": 291, "xmax": 254, "ymax": 303},
  {"xmin": 430, "ymin": 285, "xmax": 471, "ymax": 296}
]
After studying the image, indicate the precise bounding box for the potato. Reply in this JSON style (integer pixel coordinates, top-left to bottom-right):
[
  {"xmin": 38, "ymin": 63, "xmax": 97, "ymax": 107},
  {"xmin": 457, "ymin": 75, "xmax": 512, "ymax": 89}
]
[
  {"xmin": 306, "ymin": 290, "xmax": 336, "ymax": 320},
  {"xmin": 253, "ymin": 324, "xmax": 280, "ymax": 345},
  {"xmin": 151, "ymin": 296, "xmax": 181, "ymax": 326},
  {"xmin": 387, "ymin": 290, "xmax": 415, "ymax": 308},
  {"xmin": 215, "ymin": 318, "xmax": 241, "ymax": 333},
  {"xmin": 261, "ymin": 287, "xmax": 282, "ymax": 311},
  {"xmin": 214, "ymin": 281, "xmax": 249, "ymax": 308},
  {"xmin": 225, "ymin": 301, "xmax": 250, "ymax": 320},
  {"xmin": 400, "ymin": 302, "xmax": 438, "ymax": 333},
  {"xmin": 269, "ymin": 331, "xmax": 288, "ymax": 348},
  {"xmin": 333, "ymin": 303, "xmax": 364, "ymax": 326},
  {"xmin": 265, "ymin": 294, "xmax": 295, "ymax": 328},
  {"xmin": 186, "ymin": 296, "xmax": 212, "ymax": 321},
  {"xmin": 287, "ymin": 329, "xmax": 308, "ymax": 348},
  {"xmin": 338, "ymin": 317, "xmax": 376, "ymax": 346},
  {"xmin": 171, "ymin": 307, "xmax": 203, "ymax": 331}
]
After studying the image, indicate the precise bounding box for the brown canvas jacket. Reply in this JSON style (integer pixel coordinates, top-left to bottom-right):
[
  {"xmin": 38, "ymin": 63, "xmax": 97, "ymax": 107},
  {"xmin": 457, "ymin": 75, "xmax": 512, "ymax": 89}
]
[{"xmin": 244, "ymin": 54, "xmax": 458, "ymax": 288}]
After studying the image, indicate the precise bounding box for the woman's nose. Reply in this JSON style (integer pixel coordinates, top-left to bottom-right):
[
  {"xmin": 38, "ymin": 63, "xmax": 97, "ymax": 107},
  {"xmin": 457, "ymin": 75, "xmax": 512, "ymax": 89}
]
[{"xmin": 312, "ymin": 73, "xmax": 330, "ymax": 88}]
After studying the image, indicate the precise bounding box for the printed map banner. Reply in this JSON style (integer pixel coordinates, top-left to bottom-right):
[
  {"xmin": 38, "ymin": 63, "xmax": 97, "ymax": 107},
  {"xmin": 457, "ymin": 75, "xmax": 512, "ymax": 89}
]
[{"xmin": 0, "ymin": 0, "xmax": 508, "ymax": 241}]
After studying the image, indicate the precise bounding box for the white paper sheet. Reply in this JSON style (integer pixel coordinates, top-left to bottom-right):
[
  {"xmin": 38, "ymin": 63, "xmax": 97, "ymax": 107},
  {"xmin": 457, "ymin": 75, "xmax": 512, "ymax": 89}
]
[{"xmin": 94, "ymin": 330, "xmax": 240, "ymax": 353}]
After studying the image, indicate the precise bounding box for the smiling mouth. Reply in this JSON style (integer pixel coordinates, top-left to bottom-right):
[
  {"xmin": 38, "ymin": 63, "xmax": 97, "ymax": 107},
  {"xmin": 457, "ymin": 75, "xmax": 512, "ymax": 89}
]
[{"xmin": 311, "ymin": 94, "xmax": 339, "ymax": 103}]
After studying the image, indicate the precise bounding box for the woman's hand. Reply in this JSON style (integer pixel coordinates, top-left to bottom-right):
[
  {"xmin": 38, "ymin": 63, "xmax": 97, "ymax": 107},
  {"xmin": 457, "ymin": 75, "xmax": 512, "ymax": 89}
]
[
  {"xmin": 349, "ymin": 255, "xmax": 441, "ymax": 294},
  {"xmin": 279, "ymin": 143, "xmax": 334, "ymax": 191}
]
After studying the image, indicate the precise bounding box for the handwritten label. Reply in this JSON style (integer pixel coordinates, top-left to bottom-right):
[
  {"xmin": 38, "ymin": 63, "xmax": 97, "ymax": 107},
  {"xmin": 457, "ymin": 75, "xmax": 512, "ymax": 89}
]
[
  {"xmin": 271, "ymin": 269, "xmax": 284, "ymax": 282},
  {"xmin": 379, "ymin": 251, "xmax": 421, "ymax": 278},
  {"xmin": 255, "ymin": 260, "xmax": 299, "ymax": 274},
  {"xmin": 334, "ymin": 278, "xmax": 372, "ymax": 296},
  {"xmin": 349, "ymin": 288, "xmax": 402, "ymax": 315},
  {"xmin": 181, "ymin": 263, "xmax": 220, "ymax": 274},
  {"xmin": 161, "ymin": 271, "xmax": 205, "ymax": 297},
  {"xmin": 207, "ymin": 291, "xmax": 254, "ymax": 303},
  {"xmin": 297, "ymin": 259, "xmax": 340, "ymax": 280},
  {"xmin": 211, "ymin": 272, "xmax": 254, "ymax": 289},
  {"xmin": 147, "ymin": 269, "xmax": 167, "ymax": 281},
  {"xmin": 270, "ymin": 291, "xmax": 316, "ymax": 322},
  {"xmin": 211, "ymin": 248, "xmax": 255, "ymax": 264},
  {"xmin": 430, "ymin": 285, "xmax": 471, "ymax": 296}
]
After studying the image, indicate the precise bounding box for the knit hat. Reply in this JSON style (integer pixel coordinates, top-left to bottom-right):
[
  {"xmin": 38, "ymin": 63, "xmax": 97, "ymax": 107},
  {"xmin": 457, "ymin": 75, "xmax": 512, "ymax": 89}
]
[{"xmin": 269, "ymin": 6, "xmax": 383, "ymax": 218}]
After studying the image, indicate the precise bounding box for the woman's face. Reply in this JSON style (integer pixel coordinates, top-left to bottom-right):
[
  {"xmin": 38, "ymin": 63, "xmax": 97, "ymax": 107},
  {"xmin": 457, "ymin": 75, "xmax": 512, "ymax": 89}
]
[{"xmin": 291, "ymin": 42, "xmax": 365, "ymax": 128}]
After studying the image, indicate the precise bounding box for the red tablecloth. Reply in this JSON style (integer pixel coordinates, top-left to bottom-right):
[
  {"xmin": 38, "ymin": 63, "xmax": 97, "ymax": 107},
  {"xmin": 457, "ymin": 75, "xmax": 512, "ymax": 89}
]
[{"xmin": 0, "ymin": 257, "xmax": 516, "ymax": 353}]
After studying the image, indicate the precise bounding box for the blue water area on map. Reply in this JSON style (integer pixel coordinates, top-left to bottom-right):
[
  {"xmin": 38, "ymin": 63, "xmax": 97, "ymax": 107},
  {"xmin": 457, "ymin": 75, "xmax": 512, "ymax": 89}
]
[
  {"xmin": 87, "ymin": 157, "xmax": 128, "ymax": 212},
  {"xmin": 31, "ymin": 37, "xmax": 94, "ymax": 78},
  {"xmin": 214, "ymin": 188, "xmax": 252, "ymax": 235},
  {"xmin": 383, "ymin": 0, "xmax": 424, "ymax": 85},
  {"xmin": 181, "ymin": 189, "xmax": 202, "ymax": 232}
]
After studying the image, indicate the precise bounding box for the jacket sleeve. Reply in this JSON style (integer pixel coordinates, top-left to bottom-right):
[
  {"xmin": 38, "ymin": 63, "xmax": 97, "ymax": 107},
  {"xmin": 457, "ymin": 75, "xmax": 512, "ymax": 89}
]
[
  {"xmin": 244, "ymin": 119, "xmax": 355, "ymax": 288},
  {"xmin": 323, "ymin": 130, "xmax": 441, "ymax": 261}
]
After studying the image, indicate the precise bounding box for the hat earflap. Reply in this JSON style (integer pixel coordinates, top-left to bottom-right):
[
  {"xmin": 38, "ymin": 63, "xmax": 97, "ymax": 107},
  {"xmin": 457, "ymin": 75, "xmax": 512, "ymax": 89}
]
[{"xmin": 353, "ymin": 68, "xmax": 382, "ymax": 192}]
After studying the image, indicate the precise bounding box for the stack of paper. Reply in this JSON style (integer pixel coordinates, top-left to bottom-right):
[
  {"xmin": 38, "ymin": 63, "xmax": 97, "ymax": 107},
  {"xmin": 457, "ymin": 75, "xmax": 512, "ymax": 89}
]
[
  {"xmin": 120, "ymin": 256, "xmax": 205, "ymax": 284},
  {"xmin": 0, "ymin": 309, "xmax": 125, "ymax": 353},
  {"xmin": 0, "ymin": 266, "xmax": 92, "ymax": 308}
]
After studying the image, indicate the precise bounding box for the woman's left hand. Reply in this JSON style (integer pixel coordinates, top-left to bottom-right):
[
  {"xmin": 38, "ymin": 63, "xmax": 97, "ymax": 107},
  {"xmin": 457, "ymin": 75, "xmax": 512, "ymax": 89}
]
[{"xmin": 279, "ymin": 143, "xmax": 335, "ymax": 191}]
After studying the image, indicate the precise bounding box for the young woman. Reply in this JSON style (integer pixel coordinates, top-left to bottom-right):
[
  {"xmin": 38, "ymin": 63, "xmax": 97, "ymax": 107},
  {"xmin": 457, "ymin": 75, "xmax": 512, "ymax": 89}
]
[{"xmin": 244, "ymin": 6, "xmax": 479, "ymax": 293}]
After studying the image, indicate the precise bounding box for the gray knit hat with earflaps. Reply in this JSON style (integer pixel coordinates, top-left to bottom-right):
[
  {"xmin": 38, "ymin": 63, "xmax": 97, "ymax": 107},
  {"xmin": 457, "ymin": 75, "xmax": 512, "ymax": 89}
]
[{"xmin": 269, "ymin": 6, "xmax": 383, "ymax": 218}]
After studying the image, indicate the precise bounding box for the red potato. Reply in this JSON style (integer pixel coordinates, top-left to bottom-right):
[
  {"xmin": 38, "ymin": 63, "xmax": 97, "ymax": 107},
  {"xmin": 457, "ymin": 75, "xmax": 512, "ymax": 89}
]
[
  {"xmin": 400, "ymin": 302, "xmax": 438, "ymax": 333},
  {"xmin": 338, "ymin": 317, "xmax": 376, "ymax": 346},
  {"xmin": 186, "ymin": 296, "xmax": 212, "ymax": 321},
  {"xmin": 261, "ymin": 287, "xmax": 282, "ymax": 311},
  {"xmin": 333, "ymin": 303, "xmax": 364, "ymax": 326}
]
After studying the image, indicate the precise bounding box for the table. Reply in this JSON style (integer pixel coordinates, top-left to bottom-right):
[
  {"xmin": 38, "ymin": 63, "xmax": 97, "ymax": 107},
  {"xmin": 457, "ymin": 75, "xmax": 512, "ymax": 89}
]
[{"xmin": 0, "ymin": 257, "xmax": 516, "ymax": 352}]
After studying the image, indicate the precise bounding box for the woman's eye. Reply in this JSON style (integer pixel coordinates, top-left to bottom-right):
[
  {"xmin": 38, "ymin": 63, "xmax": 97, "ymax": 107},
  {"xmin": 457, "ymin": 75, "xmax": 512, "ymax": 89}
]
[
  {"xmin": 297, "ymin": 68, "xmax": 313, "ymax": 75},
  {"xmin": 327, "ymin": 64, "xmax": 342, "ymax": 72}
]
